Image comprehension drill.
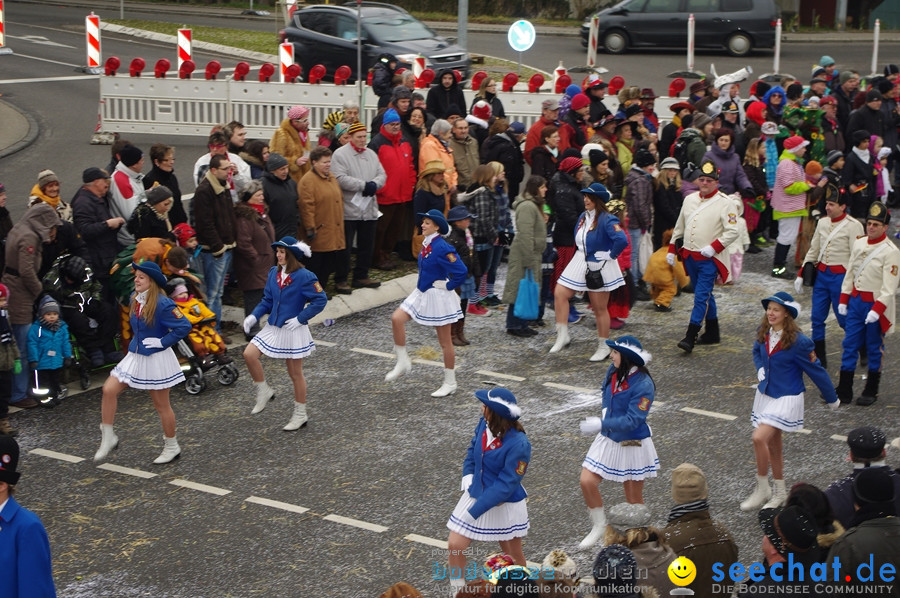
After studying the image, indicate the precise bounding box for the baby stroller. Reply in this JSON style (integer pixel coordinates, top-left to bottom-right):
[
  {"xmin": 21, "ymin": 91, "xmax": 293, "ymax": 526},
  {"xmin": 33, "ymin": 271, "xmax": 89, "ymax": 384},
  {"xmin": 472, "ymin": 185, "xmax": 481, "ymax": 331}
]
[{"xmin": 175, "ymin": 337, "xmax": 239, "ymax": 394}]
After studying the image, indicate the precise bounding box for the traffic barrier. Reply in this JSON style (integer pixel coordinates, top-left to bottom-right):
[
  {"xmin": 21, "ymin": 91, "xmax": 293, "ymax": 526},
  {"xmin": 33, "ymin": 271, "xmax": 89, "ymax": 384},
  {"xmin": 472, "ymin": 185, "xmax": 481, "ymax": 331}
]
[
  {"xmin": 154, "ymin": 59, "xmax": 170, "ymax": 78},
  {"xmin": 129, "ymin": 57, "xmax": 145, "ymax": 77},
  {"xmin": 104, "ymin": 56, "xmax": 121, "ymax": 76},
  {"xmin": 234, "ymin": 62, "xmax": 250, "ymax": 82},
  {"xmin": 279, "ymin": 42, "xmax": 293, "ymax": 84},
  {"xmin": 551, "ymin": 61, "xmax": 566, "ymax": 92},
  {"xmin": 528, "ymin": 73, "xmax": 544, "ymax": 93},
  {"xmin": 471, "ymin": 71, "xmax": 487, "ymax": 91},
  {"xmin": 308, "ymin": 64, "xmax": 326, "ymax": 84},
  {"xmin": 259, "ymin": 62, "xmax": 275, "ymax": 82},
  {"xmin": 284, "ymin": 63, "xmax": 301, "ymax": 83},
  {"xmin": 413, "ymin": 54, "xmax": 425, "ymax": 81},
  {"xmin": 177, "ymin": 28, "xmax": 191, "ymax": 70},
  {"xmin": 205, "ymin": 61, "xmax": 221, "ymax": 81},
  {"xmin": 334, "ymin": 65, "xmax": 351, "ymax": 86},
  {"xmin": 502, "ymin": 73, "xmax": 518, "ymax": 92},
  {"xmin": 85, "ymin": 13, "xmax": 101, "ymax": 72},
  {"xmin": 179, "ymin": 59, "xmax": 195, "ymax": 79},
  {"xmin": 0, "ymin": 0, "xmax": 12, "ymax": 55},
  {"xmin": 586, "ymin": 16, "xmax": 599, "ymax": 68}
]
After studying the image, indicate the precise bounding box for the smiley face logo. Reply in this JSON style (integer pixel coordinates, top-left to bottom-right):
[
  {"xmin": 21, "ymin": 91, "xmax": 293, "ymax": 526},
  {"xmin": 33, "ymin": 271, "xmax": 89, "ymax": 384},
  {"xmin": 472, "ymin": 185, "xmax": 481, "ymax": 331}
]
[{"xmin": 668, "ymin": 556, "xmax": 696, "ymax": 587}]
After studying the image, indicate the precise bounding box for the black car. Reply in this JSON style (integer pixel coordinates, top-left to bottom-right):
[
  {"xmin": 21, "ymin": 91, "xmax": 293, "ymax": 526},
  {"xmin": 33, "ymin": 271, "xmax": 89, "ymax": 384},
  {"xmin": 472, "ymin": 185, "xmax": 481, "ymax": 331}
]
[
  {"xmin": 280, "ymin": 2, "xmax": 470, "ymax": 82},
  {"xmin": 580, "ymin": 0, "xmax": 779, "ymax": 57}
]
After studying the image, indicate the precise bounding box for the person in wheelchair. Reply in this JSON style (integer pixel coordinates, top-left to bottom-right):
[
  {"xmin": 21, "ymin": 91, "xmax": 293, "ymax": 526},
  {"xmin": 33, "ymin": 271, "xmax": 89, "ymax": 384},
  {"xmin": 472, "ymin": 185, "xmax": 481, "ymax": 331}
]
[
  {"xmin": 168, "ymin": 279, "xmax": 232, "ymax": 370},
  {"xmin": 42, "ymin": 255, "xmax": 123, "ymax": 368}
]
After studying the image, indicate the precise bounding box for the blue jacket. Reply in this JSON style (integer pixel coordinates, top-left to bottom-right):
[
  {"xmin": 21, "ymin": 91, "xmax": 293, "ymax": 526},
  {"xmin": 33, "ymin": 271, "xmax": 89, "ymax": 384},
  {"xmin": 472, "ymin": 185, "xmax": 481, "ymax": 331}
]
[
  {"xmin": 580, "ymin": 211, "xmax": 629, "ymax": 265},
  {"xmin": 0, "ymin": 496, "xmax": 57, "ymax": 598},
  {"xmin": 415, "ymin": 235, "xmax": 469, "ymax": 293},
  {"xmin": 251, "ymin": 266, "xmax": 327, "ymax": 326},
  {"xmin": 27, "ymin": 321, "xmax": 72, "ymax": 369},
  {"xmin": 753, "ymin": 332, "xmax": 838, "ymax": 403},
  {"xmin": 462, "ymin": 418, "xmax": 531, "ymax": 520},
  {"xmin": 127, "ymin": 294, "xmax": 192, "ymax": 356},
  {"xmin": 601, "ymin": 365, "xmax": 654, "ymax": 442}
]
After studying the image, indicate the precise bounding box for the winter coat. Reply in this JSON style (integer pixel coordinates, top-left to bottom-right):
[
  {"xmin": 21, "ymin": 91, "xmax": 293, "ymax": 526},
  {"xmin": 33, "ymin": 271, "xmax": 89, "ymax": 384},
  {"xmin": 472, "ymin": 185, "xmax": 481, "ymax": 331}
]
[
  {"xmin": 826, "ymin": 513, "xmax": 900, "ymax": 575},
  {"xmin": 822, "ymin": 115, "xmax": 846, "ymax": 154},
  {"xmin": 447, "ymin": 226, "xmax": 480, "ymax": 279},
  {"xmin": 71, "ymin": 186, "xmax": 121, "ymax": 278},
  {"xmin": 269, "ymin": 119, "xmax": 313, "ymax": 183},
  {"xmin": 879, "ymin": 96, "xmax": 900, "ymax": 153},
  {"xmin": 524, "ymin": 116, "xmax": 558, "ymax": 165},
  {"xmin": 448, "ymin": 134, "xmax": 480, "ymax": 190},
  {"xmin": 297, "ymin": 168, "xmax": 346, "ymax": 252},
  {"xmin": 0, "ymin": 206, "xmax": 12, "ymax": 276},
  {"xmin": 0, "ymin": 309, "xmax": 20, "ymax": 371},
  {"xmin": 368, "ymin": 125, "xmax": 416, "ymax": 206},
  {"xmin": 481, "ymin": 133, "xmax": 525, "ymax": 199},
  {"xmin": 109, "ymin": 162, "xmax": 146, "ymax": 246},
  {"xmin": 425, "ymin": 70, "xmax": 466, "ymax": 120},
  {"xmin": 548, "ymin": 170, "xmax": 584, "ymax": 247},
  {"xmin": 233, "ymin": 203, "xmax": 275, "ymax": 292},
  {"xmin": 704, "ymin": 144, "xmax": 752, "ymax": 195},
  {"xmin": 846, "ymin": 105, "xmax": 886, "ymax": 140},
  {"xmin": 127, "ymin": 202, "xmax": 172, "ymax": 241},
  {"xmin": 262, "ymin": 170, "xmax": 301, "ymax": 240},
  {"xmin": 2, "ymin": 203, "xmax": 59, "ymax": 325},
  {"xmin": 27, "ymin": 320, "xmax": 72, "ymax": 370},
  {"xmin": 842, "ymin": 150, "xmax": 877, "ymax": 212},
  {"xmin": 824, "ymin": 467, "xmax": 900, "ymax": 531},
  {"xmin": 833, "ymin": 86, "xmax": 855, "ymax": 131},
  {"xmin": 771, "ymin": 152, "xmax": 811, "ymax": 216},
  {"xmin": 192, "ymin": 171, "xmax": 236, "ymax": 254},
  {"xmin": 460, "ymin": 185, "xmax": 498, "ymax": 243},
  {"xmin": 37, "ymin": 220, "xmax": 88, "ymax": 281},
  {"xmin": 624, "ymin": 166, "xmax": 654, "ymax": 231},
  {"xmin": 652, "ymin": 181, "xmax": 683, "ymax": 249},
  {"xmin": 418, "ymin": 134, "xmax": 457, "ymax": 189},
  {"xmin": 142, "ymin": 165, "xmax": 187, "ymax": 226},
  {"xmin": 330, "ymin": 143, "xmax": 387, "ymax": 221},
  {"xmin": 678, "ymin": 128, "xmax": 708, "ymax": 168},
  {"xmin": 371, "ymin": 62, "xmax": 395, "ymax": 99},
  {"xmin": 173, "ymin": 296, "xmax": 215, "ymax": 325},
  {"xmin": 663, "ymin": 510, "xmax": 739, "ymax": 598},
  {"xmin": 558, "ymin": 109, "xmax": 588, "ymax": 153},
  {"xmin": 239, "ymin": 152, "xmax": 267, "ymax": 180},
  {"xmin": 529, "ymin": 146, "xmax": 558, "ymax": 183},
  {"xmin": 630, "ymin": 538, "xmax": 678, "ymax": 598},
  {"xmin": 502, "ymin": 193, "xmax": 545, "ymax": 305}
]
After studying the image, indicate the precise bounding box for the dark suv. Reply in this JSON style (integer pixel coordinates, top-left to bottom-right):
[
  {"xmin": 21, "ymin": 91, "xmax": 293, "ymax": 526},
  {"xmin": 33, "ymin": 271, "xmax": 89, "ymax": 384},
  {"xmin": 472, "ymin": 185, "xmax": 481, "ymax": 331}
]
[
  {"xmin": 280, "ymin": 2, "xmax": 470, "ymax": 82},
  {"xmin": 580, "ymin": 0, "xmax": 779, "ymax": 57}
]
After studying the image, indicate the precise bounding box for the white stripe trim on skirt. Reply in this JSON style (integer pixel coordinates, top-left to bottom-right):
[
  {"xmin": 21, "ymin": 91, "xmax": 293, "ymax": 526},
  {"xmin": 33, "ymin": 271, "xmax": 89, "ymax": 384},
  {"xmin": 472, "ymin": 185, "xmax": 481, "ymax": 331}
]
[
  {"xmin": 111, "ymin": 348, "xmax": 186, "ymax": 390},
  {"xmin": 400, "ymin": 287, "xmax": 463, "ymax": 326},
  {"xmin": 251, "ymin": 323, "xmax": 316, "ymax": 359},
  {"xmin": 751, "ymin": 389, "xmax": 804, "ymax": 432},
  {"xmin": 557, "ymin": 250, "xmax": 625, "ymax": 293},
  {"xmin": 446, "ymin": 490, "xmax": 529, "ymax": 541},
  {"xmin": 582, "ymin": 434, "xmax": 660, "ymax": 482}
]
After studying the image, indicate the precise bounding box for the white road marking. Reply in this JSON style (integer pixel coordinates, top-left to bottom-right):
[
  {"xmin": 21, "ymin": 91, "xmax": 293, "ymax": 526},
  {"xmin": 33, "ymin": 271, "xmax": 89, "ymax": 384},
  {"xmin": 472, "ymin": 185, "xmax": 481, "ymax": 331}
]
[
  {"xmin": 169, "ymin": 479, "xmax": 232, "ymax": 496},
  {"xmin": 97, "ymin": 463, "xmax": 158, "ymax": 479},
  {"xmin": 831, "ymin": 434, "xmax": 847, "ymax": 442},
  {"xmin": 0, "ymin": 75, "xmax": 99, "ymax": 84},
  {"xmin": 475, "ymin": 370, "xmax": 526, "ymax": 382},
  {"xmin": 543, "ymin": 382, "xmax": 595, "ymax": 393},
  {"xmin": 323, "ymin": 513, "xmax": 388, "ymax": 532},
  {"xmin": 351, "ymin": 347, "xmax": 394, "ymax": 358},
  {"xmin": 314, "ymin": 340, "xmax": 336, "ymax": 347},
  {"xmin": 680, "ymin": 407, "xmax": 738, "ymax": 421},
  {"xmin": 796, "ymin": 428, "xmax": 812, "ymax": 435},
  {"xmin": 412, "ymin": 358, "xmax": 444, "ymax": 368},
  {"xmin": 29, "ymin": 448, "xmax": 85, "ymax": 463},
  {"xmin": 5, "ymin": 53, "xmax": 83, "ymax": 68},
  {"xmin": 10, "ymin": 35, "xmax": 76, "ymax": 48},
  {"xmin": 404, "ymin": 533, "xmax": 447, "ymax": 549},
  {"xmin": 245, "ymin": 496, "xmax": 310, "ymax": 514}
]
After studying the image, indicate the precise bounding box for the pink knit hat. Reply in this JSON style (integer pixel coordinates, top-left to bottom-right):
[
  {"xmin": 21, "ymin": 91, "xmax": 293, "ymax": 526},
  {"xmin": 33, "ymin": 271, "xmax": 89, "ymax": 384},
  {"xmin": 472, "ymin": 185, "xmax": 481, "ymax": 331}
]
[
  {"xmin": 571, "ymin": 93, "xmax": 591, "ymax": 111},
  {"xmin": 287, "ymin": 105, "xmax": 309, "ymax": 120}
]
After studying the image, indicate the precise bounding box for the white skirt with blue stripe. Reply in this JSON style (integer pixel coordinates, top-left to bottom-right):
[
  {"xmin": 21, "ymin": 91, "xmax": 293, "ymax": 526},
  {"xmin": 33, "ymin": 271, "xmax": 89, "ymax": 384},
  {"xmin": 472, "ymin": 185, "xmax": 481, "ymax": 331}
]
[
  {"xmin": 582, "ymin": 434, "xmax": 660, "ymax": 482},
  {"xmin": 751, "ymin": 389, "xmax": 804, "ymax": 432},
  {"xmin": 446, "ymin": 490, "xmax": 529, "ymax": 542},
  {"xmin": 400, "ymin": 287, "xmax": 463, "ymax": 326},
  {"xmin": 251, "ymin": 323, "xmax": 315, "ymax": 360},
  {"xmin": 558, "ymin": 250, "xmax": 625, "ymax": 293},
  {"xmin": 111, "ymin": 348, "xmax": 186, "ymax": 390}
]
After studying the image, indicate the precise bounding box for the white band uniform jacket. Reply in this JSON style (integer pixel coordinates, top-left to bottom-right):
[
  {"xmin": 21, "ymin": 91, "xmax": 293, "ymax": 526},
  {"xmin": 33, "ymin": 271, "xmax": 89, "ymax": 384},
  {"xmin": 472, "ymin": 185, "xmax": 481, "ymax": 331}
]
[
  {"xmin": 601, "ymin": 366, "xmax": 654, "ymax": 442},
  {"xmin": 415, "ymin": 234, "xmax": 468, "ymax": 293},
  {"xmin": 462, "ymin": 418, "xmax": 530, "ymax": 520},
  {"xmin": 580, "ymin": 210, "xmax": 629, "ymax": 266},
  {"xmin": 753, "ymin": 333, "xmax": 837, "ymax": 403},
  {"xmin": 839, "ymin": 234, "xmax": 900, "ymax": 333},
  {"xmin": 802, "ymin": 213, "xmax": 863, "ymax": 270},
  {"xmin": 127, "ymin": 295, "xmax": 192, "ymax": 356},
  {"xmin": 669, "ymin": 189, "xmax": 741, "ymax": 282},
  {"xmin": 250, "ymin": 267, "xmax": 328, "ymax": 326}
]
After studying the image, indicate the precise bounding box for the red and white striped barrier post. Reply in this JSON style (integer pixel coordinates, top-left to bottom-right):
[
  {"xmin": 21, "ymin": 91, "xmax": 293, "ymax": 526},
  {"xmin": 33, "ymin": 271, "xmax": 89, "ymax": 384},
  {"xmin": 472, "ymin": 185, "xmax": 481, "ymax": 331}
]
[
  {"xmin": 177, "ymin": 28, "xmax": 191, "ymax": 70},
  {"xmin": 84, "ymin": 13, "xmax": 101, "ymax": 72},
  {"xmin": 0, "ymin": 0, "xmax": 13, "ymax": 55},
  {"xmin": 686, "ymin": 14, "xmax": 695, "ymax": 73},
  {"xmin": 586, "ymin": 16, "xmax": 599, "ymax": 68},
  {"xmin": 279, "ymin": 42, "xmax": 294, "ymax": 83},
  {"xmin": 413, "ymin": 54, "xmax": 425, "ymax": 86}
]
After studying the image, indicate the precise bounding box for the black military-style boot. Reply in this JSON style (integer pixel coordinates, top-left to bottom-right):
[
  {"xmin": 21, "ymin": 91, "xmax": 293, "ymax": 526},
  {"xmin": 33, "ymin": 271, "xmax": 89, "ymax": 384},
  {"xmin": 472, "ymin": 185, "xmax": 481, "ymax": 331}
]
[
  {"xmin": 697, "ymin": 318, "xmax": 720, "ymax": 345},
  {"xmin": 857, "ymin": 371, "xmax": 881, "ymax": 406},
  {"xmin": 677, "ymin": 323, "xmax": 703, "ymax": 354},
  {"xmin": 814, "ymin": 339, "xmax": 827, "ymax": 369},
  {"xmin": 835, "ymin": 370, "xmax": 855, "ymax": 404}
]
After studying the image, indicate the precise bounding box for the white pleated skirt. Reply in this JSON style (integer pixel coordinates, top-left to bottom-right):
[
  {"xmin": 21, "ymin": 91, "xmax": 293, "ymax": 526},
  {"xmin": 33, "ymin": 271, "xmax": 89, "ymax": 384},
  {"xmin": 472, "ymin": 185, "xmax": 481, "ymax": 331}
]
[
  {"xmin": 582, "ymin": 434, "xmax": 660, "ymax": 482},
  {"xmin": 251, "ymin": 323, "xmax": 315, "ymax": 360},
  {"xmin": 111, "ymin": 348, "xmax": 185, "ymax": 390},
  {"xmin": 751, "ymin": 389, "xmax": 804, "ymax": 432},
  {"xmin": 400, "ymin": 288, "xmax": 463, "ymax": 326},
  {"xmin": 446, "ymin": 491, "xmax": 529, "ymax": 541},
  {"xmin": 558, "ymin": 250, "xmax": 625, "ymax": 293}
]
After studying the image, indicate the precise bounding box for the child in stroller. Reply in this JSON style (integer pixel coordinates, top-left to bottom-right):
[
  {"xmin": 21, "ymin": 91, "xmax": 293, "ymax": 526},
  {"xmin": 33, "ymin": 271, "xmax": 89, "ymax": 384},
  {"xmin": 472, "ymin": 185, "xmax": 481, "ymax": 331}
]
[{"xmin": 168, "ymin": 278, "xmax": 233, "ymax": 370}]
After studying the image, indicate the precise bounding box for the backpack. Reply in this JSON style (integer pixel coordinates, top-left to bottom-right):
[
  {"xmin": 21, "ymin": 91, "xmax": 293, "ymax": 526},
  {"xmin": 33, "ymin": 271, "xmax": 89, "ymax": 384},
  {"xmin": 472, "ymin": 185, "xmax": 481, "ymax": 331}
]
[{"xmin": 672, "ymin": 133, "xmax": 691, "ymax": 171}]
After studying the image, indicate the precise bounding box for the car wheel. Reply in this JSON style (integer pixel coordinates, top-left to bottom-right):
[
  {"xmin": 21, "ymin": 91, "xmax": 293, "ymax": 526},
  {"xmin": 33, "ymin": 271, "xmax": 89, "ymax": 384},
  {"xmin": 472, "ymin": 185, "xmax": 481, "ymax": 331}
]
[
  {"xmin": 726, "ymin": 33, "xmax": 752, "ymax": 57},
  {"xmin": 603, "ymin": 30, "xmax": 628, "ymax": 55}
]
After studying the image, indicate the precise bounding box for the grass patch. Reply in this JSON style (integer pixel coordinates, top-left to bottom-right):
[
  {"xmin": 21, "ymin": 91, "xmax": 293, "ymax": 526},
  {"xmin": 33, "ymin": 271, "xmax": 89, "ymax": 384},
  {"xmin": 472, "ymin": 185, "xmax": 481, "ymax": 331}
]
[{"xmin": 107, "ymin": 19, "xmax": 279, "ymax": 55}]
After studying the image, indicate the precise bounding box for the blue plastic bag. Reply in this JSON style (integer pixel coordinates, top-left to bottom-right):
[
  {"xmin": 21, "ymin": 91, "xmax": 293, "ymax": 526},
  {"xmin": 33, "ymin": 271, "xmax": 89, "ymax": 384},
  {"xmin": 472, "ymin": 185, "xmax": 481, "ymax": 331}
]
[{"xmin": 513, "ymin": 268, "xmax": 539, "ymax": 321}]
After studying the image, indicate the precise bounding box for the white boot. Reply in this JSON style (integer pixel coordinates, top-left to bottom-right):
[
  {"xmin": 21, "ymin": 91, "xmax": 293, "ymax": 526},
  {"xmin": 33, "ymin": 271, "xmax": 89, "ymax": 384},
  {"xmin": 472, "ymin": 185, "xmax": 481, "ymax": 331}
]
[
  {"xmin": 740, "ymin": 475, "xmax": 772, "ymax": 511},
  {"xmin": 763, "ymin": 479, "xmax": 787, "ymax": 509},
  {"xmin": 549, "ymin": 323, "xmax": 571, "ymax": 353},
  {"xmin": 385, "ymin": 345, "xmax": 412, "ymax": 381},
  {"xmin": 251, "ymin": 380, "xmax": 275, "ymax": 414},
  {"xmin": 153, "ymin": 436, "xmax": 181, "ymax": 464},
  {"xmin": 578, "ymin": 506, "xmax": 607, "ymax": 550},
  {"xmin": 283, "ymin": 402, "xmax": 308, "ymax": 431},
  {"xmin": 589, "ymin": 338, "xmax": 611, "ymax": 362},
  {"xmin": 93, "ymin": 424, "xmax": 119, "ymax": 462},
  {"xmin": 431, "ymin": 368, "xmax": 457, "ymax": 397}
]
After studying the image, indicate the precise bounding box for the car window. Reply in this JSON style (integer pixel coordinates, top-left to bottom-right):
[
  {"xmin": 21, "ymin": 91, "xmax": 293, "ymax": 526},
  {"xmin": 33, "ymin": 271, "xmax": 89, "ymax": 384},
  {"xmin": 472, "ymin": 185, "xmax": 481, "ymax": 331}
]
[
  {"xmin": 299, "ymin": 12, "xmax": 336, "ymax": 37},
  {"xmin": 364, "ymin": 14, "xmax": 433, "ymax": 42},
  {"xmin": 721, "ymin": 0, "xmax": 752, "ymax": 10},
  {"xmin": 643, "ymin": 0, "xmax": 680, "ymax": 11},
  {"xmin": 684, "ymin": 0, "xmax": 719, "ymax": 11},
  {"xmin": 335, "ymin": 15, "xmax": 364, "ymax": 41}
]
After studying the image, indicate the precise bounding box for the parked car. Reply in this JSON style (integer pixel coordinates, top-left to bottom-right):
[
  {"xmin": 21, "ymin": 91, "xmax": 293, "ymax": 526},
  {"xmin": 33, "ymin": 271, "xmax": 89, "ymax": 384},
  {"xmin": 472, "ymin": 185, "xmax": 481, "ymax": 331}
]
[
  {"xmin": 580, "ymin": 0, "xmax": 779, "ymax": 57},
  {"xmin": 280, "ymin": 2, "xmax": 470, "ymax": 83}
]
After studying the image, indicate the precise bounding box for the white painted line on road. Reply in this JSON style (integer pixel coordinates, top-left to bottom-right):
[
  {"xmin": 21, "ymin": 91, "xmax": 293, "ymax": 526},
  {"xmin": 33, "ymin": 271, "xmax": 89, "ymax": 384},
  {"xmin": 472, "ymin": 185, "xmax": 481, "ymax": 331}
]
[
  {"xmin": 405, "ymin": 533, "xmax": 447, "ymax": 549},
  {"xmin": 412, "ymin": 358, "xmax": 444, "ymax": 368},
  {"xmin": 314, "ymin": 340, "xmax": 337, "ymax": 347},
  {"xmin": 831, "ymin": 434, "xmax": 847, "ymax": 442},
  {"xmin": 96, "ymin": 463, "xmax": 158, "ymax": 479},
  {"xmin": 245, "ymin": 496, "xmax": 310, "ymax": 514},
  {"xmin": 323, "ymin": 513, "xmax": 388, "ymax": 533},
  {"xmin": 351, "ymin": 347, "xmax": 394, "ymax": 358},
  {"xmin": 29, "ymin": 448, "xmax": 85, "ymax": 463},
  {"xmin": 0, "ymin": 75, "xmax": 99, "ymax": 84},
  {"xmin": 796, "ymin": 428, "xmax": 812, "ymax": 435},
  {"xmin": 5, "ymin": 53, "xmax": 83, "ymax": 68},
  {"xmin": 543, "ymin": 382, "xmax": 595, "ymax": 393},
  {"xmin": 169, "ymin": 479, "xmax": 232, "ymax": 496},
  {"xmin": 680, "ymin": 407, "xmax": 738, "ymax": 421},
  {"xmin": 476, "ymin": 370, "xmax": 526, "ymax": 382}
]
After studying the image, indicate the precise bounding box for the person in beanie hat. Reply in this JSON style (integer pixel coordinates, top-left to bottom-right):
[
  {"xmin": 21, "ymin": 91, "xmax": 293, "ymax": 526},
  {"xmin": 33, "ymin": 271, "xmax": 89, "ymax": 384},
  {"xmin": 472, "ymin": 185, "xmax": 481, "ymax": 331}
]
[
  {"xmin": 445, "ymin": 388, "xmax": 530, "ymax": 594},
  {"xmin": 0, "ymin": 283, "xmax": 22, "ymax": 436},
  {"xmin": 842, "ymin": 128, "xmax": 876, "ymax": 219},
  {"xmin": 663, "ymin": 463, "xmax": 738, "ymax": 597},
  {"xmin": 445, "ymin": 204, "xmax": 480, "ymax": 346},
  {"xmin": 0, "ymin": 436, "xmax": 58, "ymax": 598},
  {"xmin": 29, "ymin": 169, "xmax": 73, "ymax": 223},
  {"xmin": 261, "ymin": 151, "xmax": 300, "ymax": 243},
  {"xmin": 592, "ymin": 544, "xmax": 642, "ymax": 598},
  {"xmin": 740, "ymin": 292, "xmax": 838, "ymax": 513},
  {"xmin": 834, "ymin": 201, "xmax": 900, "ymax": 406},
  {"xmin": 26, "ymin": 296, "xmax": 72, "ymax": 406},
  {"xmin": 127, "ymin": 184, "xmax": 175, "ymax": 241},
  {"xmin": 270, "ymin": 105, "xmax": 313, "ymax": 184},
  {"xmin": 109, "ymin": 144, "xmax": 147, "ymax": 246}
]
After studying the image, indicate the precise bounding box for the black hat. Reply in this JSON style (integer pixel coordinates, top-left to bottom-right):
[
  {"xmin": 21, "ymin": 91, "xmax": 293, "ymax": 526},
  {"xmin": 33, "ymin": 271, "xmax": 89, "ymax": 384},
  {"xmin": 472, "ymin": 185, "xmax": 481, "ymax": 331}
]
[
  {"xmin": 444, "ymin": 104, "xmax": 463, "ymax": 119},
  {"xmin": 446, "ymin": 205, "xmax": 476, "ymax": 222},
  {"xmin": 885, "ymin": 64, "xmax": 900, "ymax": 76},
  {"xmin": 623, "ymin": 104, "xmax": 643, "ymax": 119},
  {"xmin": 145, "ymin": 185, "xmax": 173, "ymax": 205},
  {"xmin": 266, "ymin": 152, "xmax": 289, "ymax": 172},
  {"xmin": 494, "ymin": 575, "xmax": 540, "ymax": 598},
  {"xmin": 867, "ymin": 201, "xmax": 891, "ymax": 225},
  {"xmin": 120, "ymin": 144, "xmax": 143, "ymax": 167},
  {"xmin": 758, "ymin": 506, "xmax": 819, "ymax": 556},
  {"xmin": 848, "ymin": 426, "xmax": 887, "ymax": 460},
  {"xmin": 391, "ymin": 85, "xmax": 412, "ymax": 101},
  {"xmin": 633, "ymin": 148, "xmax": 655, "ymax": 168},
  {"xmin": 866, "ymin": 88, "xmax": 884, "ymax": 103},
  {"xmin": 82, "ymin": 167, "xmax": 110, "ymax": 183},
  {"xmin": 853, "ymin": 467, "xmax": 896, "ymax": 505},
  {"xmin": 755, "ymin": 81, "xmax": 772, "ymax": 97},
  {"xmin": 697, "ymin": 159, "xmax": 719, "ymax": 180},
  {"xmin": 852, "ymin": 129, "xmax": 872, "ymax": 146},
  {"xmin": 877, "ymin": 79, "xmax": 895, "ymax": 95},
  {"xmin": 593, "ymin": 544, "xmax": 639, "ymax": 596},
  {"xmin": 826, "ymin": 150, "xmax": 845, "ymax": 167},
  {"xmin": 62, "ymin": 255, "xmax": 88, "ymax": 282},
  {"xmin": 0, "ymin": 436, "xmax": 20, "ymax": 485},
  {"xmin": 786, "ymin": 82, "xmax": 804, "ymax": 101},
  {"xmin": 589, "ymin": 148, "xmax": 610, "ymax": 168}
]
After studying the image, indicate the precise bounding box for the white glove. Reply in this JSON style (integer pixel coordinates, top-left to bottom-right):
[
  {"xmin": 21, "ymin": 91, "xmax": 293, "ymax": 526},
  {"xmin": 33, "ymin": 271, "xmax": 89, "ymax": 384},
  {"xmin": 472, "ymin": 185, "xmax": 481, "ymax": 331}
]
[
  {"xmin": 142, "ymin": 337, "xmax": 163, "ymax": 349},
  {"xmin": 243, "ymin": 315, "xmax": 257, "ymax": 335},
  {"xmin": 699, "ymin": 245, "xmax": 716, "ymax": 258},
  {"xmin": 579, "ymin": 416, "xmax": 604, "ymax": 435},
  {"xmin": 666, "ymin": 253, "xmax": 676, "ymax": 266},
  {"xmin": 827, "ymin": 400, "xmax": 840, "ymax": 411},
  {"xmin": 594, "ymin": 250, "xmax": 612, "ymax": 262},
  {"xmin": 793, "ymin": 276, "xmax": 803, "ymax": 294},
  {"xmin": 838, "ymin": 304, "xmax": 847, "ymax": 316},
  {"xmin": 433, "ymin": 280, "xmax": 448, "ymax": 290},
  {"xmin": 865, "ymin": 310, "xmax": 879, "ymax": 325},
  {"xmin": 282, "ymin": 317, "xmax": 302, "ymax": 330},
  {"xmin": 460, "ymin": 474, "xmax": 473, "ymax": 492},
  {"xmin": 757, "ymin": 367, "xmax": 765, "ymax": 382}
]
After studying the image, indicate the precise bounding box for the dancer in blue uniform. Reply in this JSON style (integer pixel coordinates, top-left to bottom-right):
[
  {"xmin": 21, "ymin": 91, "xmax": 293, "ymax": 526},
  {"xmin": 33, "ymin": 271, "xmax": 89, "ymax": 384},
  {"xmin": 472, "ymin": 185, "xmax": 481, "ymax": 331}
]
[
  {"xmin": 577, "ymin": 335, "xmax": 659, "ymax": 550},
  {"xmin": 446, "ymin": 387, "xmax": 531, "ymax": 594},
  {"xmin": 384, "ymin": 209, "xmax": 467, "ymax": 397},
  {"xmin": 243, "ymin": 237, "xmax": 327, "ymax": 430},
  {"xmin": 94, "ymin": 261, "xmax": 192, "ymax": 464},
  {"xmin": 741, "ymin": 292, "xmax": 838, "ymax": 513}
]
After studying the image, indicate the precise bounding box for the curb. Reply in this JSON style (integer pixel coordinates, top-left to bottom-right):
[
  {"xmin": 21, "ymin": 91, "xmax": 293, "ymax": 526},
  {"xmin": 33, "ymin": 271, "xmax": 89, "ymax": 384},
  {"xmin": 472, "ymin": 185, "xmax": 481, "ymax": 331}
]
[{"xmin": 0, "ymin": 100, "xmax": 40, "ymax": 160}]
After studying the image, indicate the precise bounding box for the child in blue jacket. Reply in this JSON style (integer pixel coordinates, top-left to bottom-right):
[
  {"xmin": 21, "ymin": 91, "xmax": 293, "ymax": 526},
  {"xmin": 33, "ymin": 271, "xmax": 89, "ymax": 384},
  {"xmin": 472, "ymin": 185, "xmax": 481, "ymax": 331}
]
[{"xmin": 27, "ymin": 297, "xmax": 72, "ymax": 405}]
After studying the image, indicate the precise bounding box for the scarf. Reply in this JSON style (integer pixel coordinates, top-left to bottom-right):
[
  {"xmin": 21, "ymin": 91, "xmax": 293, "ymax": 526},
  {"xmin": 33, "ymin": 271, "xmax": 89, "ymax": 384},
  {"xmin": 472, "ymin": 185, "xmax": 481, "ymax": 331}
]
[
  {"xmin": 852, "ymin": 146, "xmax": 871, "ymax": 164},
  {"xmin": 667, "ymin": 500, "xmax": 710, "ymax": 522},
  {"xmin": 39, "ymin": 317, "xmax": 62, "ymax": 333},
  {"xmin": 249, "ymin": 202, "xmax": 266, "ymax": 216},
  {"xmin": 30, "ymin": 184, "xmax": 61, "ymax": 209},
  {"xmin": 545, "ymin": 146, "xmax": 558, "ymax": 158},
  {"xmin": 352, "ymin": 144, "xmax": 367, "ymax": 153}
]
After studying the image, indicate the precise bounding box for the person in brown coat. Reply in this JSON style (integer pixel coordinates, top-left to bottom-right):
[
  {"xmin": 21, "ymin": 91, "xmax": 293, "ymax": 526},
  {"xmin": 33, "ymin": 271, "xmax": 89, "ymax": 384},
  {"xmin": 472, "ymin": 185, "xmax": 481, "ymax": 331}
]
[
  {"xmin": 298, "ymin": 146, "xmax": 346, "ymax": 294},
  {"xmin": 2, "ymin": 202, "xmax": 60, "ymax": 408},
  {"xmin": 234, "ymin": 180, "xmax": 275, "ymax": 338}
]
